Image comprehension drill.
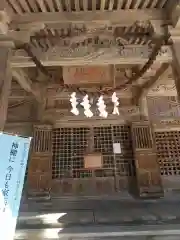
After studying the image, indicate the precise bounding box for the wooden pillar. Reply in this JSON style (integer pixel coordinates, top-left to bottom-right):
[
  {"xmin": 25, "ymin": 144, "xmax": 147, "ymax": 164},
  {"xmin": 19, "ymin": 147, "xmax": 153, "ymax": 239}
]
[
  {"xmin": 170, "ymin": 31, "xmax": 180, "ymax": 100},
  {"xmin": 0, "ymin": 46, "xmax": 12, "ymax": 131},
  {"xmin": 0, "ymin": 1, "xmax": 13, "ymax": 131},
  {"xmin": 168, "ymin": 1, "xmax": 180, "ymax": 100},
  {"xmin": 27, "ymin": 124, "xmax": 52, "ymax": 195},
  {"xmin": 131, "ymin": 121, "xmax": 163, "ymax": 198}
]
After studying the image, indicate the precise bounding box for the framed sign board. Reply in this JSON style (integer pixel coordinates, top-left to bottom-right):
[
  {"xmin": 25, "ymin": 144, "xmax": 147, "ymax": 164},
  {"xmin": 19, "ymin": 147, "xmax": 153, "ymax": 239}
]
[{"xmin": 63, "ymin": 66, "xmax": 113, "ymax": 85}]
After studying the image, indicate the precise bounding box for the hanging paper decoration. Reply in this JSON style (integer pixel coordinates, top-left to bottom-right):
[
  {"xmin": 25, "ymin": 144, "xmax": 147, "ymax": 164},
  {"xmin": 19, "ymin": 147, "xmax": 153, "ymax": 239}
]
[
  {"xmin": 70, "ymin": 92, "xmax": 120, "ymax": 118},
  {"xmin": 112, "ymin": 92, "xmax": 120, "ymax": 115},
  {"xmin": 97, "ymin": 95, "xmax": 108, "ymax": 118},
  {"xmin": 80, "ymin": 94, "xmax": 93, "ymax": 118},
  {"xmin": 70, "ymin": 92, "xmax": 79, "ymax": 116}
]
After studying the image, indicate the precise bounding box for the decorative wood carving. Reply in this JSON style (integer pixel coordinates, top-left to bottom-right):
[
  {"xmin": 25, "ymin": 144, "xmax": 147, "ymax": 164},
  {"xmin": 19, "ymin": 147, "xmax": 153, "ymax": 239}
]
[
  {"xmin": 133, "ymin": 63, "xmax": 170, "ymax": 105},
  {"xmin": 11, "ymin": 45, "xmax": 172, "ymax": 67},
  {"xmin": 45, "ymin": 44, "xmax": 170, "ymax": 61},
  {"xmin": 153, "ymin": 119, "xmax": 180, "ymax": 130},
  {"xmin": 46, "ymin": 86, "xmax": 133, "ymax": 99},
  {"xmin": 148, "ymin": 83, "xmax": 177, "ymax": 95},
  {"xmin": 42, "ymin": 105, "xmax": 140, "ymax": 124},
  {"xmin": 146, "ymin": 65, "xmax": 177, "ymax": 96},
  {"xmin": 63, "ymin": 66, "xmax": 112, "ymax": 85},
  {"xmin": 147, "ymin": 96, "xmax": 180, "ymax": 120}
]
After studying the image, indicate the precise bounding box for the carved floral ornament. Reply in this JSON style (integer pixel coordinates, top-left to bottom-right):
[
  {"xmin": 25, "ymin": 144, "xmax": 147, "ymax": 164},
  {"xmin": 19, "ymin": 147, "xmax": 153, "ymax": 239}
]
[
  {"xmin": 149, "ymin": 84, "xmax": 176, "ymax": 93},
  {"xmin": 70, "ymin": 92, "xmax": 119, "ymax": 118}
]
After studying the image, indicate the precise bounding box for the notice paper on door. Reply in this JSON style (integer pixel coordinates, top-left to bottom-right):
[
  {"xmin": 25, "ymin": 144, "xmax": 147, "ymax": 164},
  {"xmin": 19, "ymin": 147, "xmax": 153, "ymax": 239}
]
[{"xmin": 113, "ymin": 143, "xmax": 121, "ymax": 154}]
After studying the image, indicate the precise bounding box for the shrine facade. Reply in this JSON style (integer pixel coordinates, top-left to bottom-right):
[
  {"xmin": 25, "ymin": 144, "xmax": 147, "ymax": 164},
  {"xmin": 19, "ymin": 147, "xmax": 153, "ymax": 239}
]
[{"xmin": 1, "ymin": 0, "xmax": 180, "ymax": 201}]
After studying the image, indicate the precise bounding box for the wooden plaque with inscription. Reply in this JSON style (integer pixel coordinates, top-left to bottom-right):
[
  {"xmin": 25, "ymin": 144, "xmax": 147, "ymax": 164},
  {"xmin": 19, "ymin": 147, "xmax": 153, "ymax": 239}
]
[{"xmin": 63, "ymin": 66, "xmax": 112, "ymax": 85}]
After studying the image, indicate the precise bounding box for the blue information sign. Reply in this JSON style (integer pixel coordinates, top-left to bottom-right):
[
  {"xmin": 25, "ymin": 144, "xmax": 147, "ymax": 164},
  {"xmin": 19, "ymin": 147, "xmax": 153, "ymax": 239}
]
[{"xmin": 0, "ymin": 133, "xmax": 31, "ymax": 240}]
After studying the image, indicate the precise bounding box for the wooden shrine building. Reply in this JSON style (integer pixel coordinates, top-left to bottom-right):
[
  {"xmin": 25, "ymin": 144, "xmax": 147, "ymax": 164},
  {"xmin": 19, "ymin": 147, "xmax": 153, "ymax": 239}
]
[{"xmin": 1, "ymin": 0, "xmax": 180, "ymax": 203}]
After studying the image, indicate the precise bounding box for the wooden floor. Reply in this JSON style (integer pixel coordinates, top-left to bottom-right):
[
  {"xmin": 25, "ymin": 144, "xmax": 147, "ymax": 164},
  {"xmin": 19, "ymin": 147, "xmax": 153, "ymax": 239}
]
[{"xmin": 16, "ymin": 196, "xmax": 180, "ymax": 239}]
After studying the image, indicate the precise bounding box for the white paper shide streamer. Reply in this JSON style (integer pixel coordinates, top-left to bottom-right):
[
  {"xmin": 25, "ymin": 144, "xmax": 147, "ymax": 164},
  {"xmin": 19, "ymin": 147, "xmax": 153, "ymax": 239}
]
[
  {"xmin": 81, "ymin": 94, "xmax": 93, "ymax": 118},
  {"xmin": 112, "ymin": 92, "xmax": 119, "ymax": 115},
  {"xmin": 70, "ymin": 92, "xmax": 79, "ymax": 116},
  {"xmin": 97, "ymin": 95, "xmax": 108, "ymax": 118}
]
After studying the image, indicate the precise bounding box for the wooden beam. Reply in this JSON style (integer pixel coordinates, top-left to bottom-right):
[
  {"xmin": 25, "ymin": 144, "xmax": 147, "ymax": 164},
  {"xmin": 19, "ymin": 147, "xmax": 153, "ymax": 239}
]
[
  {"xmin": 11, "ymin": 45, "xmax": 172, "ymax": 67},
  {"xmin": 0, "ymin": 47, "xmax": 12, "ymax": 131},
  {"xmin": 10, "ymin": 9, "xmax": 166, "ymax": 27},
  {"xmin": 12, "ymin": 70, "xmax": 34, "ymax": 92},
  {"xmin": 12, "ymin": 69, "xmax": 42, "ymax": 102},
  {"xmin": 167, "ymin": 0, "xmax": 180, "ymax": 28},
  {"xmin": 133, "ymin": 63, "xmax": 170, "ymax": 105}
]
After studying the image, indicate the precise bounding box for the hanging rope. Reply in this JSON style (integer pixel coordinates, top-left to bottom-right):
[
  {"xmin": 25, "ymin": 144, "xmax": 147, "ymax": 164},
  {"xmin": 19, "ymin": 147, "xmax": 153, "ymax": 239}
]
[
  {"xmin": 99, "ymin": 34, "xmax": 170, "ymax": 95},
  {"xmin": 19, "ymin": 32, "xmax": 170, "ymax": 98}
]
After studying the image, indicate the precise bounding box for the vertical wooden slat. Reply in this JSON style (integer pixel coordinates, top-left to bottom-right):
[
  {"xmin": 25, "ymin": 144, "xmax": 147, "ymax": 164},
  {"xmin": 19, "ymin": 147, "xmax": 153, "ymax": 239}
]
[
  {"xmin": 141, "ymin": 0, "xmax": 150, "ymax": 8},
  {"xmin": 133, "ymin": 0, "xmax": 142, "ymax": 9},
  {"xmin": 45, "ymin": 0, "xmax": 55, "ymax": 12},
  {"xmin": 27, "ymin": 124, "xmax": 52, "ymax": 194},
  {"xmin": 8, "ymin": 0, "xmax": 23, "ymax": 13},
  {"xmin": 32, "ymin": 125, "xmax": 52, "ymax": 153},
  {"xmin": 131, "ymin": 121, "xmax": 164, "ymax": 198},
  {"xmin": 35, "ymin": 0, "xmax": 47, "ymax": 12},
  {"xmin": 83, "ymin": 0, "xmax": 88, "ymax": 10},
  {"xmin": 66, "ymin": 0, "xmax": 71, "ymax": 11},
  {"xmin": 117, "ymin": 0, "xmax": 124, "ymax": 9},
  {"xmin": 150, "ymin": 0, "xmax": 159, "ymax": 8},
  {"xmin": 54, "ymin": 0, "xmax": 63, "ymax": 11},
  {"xmin": 75, "ymin": 0, "xmax": 80, "ymax": 11},
  {"xmin": 18, "ymin": 0, "xmax": 31, "ymax": 12},
  {"xmin": 29, "ymin": 0, "xmax": 39, "ymax": 12},
  {"xmin": 108, "ymin": 0, "xmax": 115, "ymax": 10},
  {"xmin": 100, "ymin": 0, "xmax": 106, "ymax": 10},
  {"xmin": 158, "ymin": 0, "xmax": 167, "ymax": 8},
  {"xmin": 124, "ymin": 0, "xmax": 132, "ymax": 9},
  {"xmin": 92, "ymin": 0, "xmax": 96, "ymax": 10}
]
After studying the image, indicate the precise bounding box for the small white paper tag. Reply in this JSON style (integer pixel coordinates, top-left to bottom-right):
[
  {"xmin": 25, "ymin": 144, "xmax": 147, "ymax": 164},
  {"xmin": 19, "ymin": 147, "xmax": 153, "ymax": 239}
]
[{"xmin": 113, "ymin": 143, "xmax": 121, "ymax": 154}]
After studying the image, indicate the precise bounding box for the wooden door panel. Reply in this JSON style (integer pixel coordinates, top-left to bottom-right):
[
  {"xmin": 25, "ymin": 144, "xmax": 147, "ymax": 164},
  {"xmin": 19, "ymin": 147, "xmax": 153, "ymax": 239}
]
[
  {"xmin": 27, "ymin": 125, "xmax": 52, "ymax": 193},
  {"xmin": 136, "ymin": 153, "xmax": 158, "ymax": 169},
  {"xmin": 132, "ymin": 122, "xmax": 164, "ymax": 198}
]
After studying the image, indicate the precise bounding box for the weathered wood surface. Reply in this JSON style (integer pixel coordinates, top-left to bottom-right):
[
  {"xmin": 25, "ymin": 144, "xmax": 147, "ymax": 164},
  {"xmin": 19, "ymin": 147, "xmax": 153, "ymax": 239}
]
[
  {"xmin": 131, "ymin": 121, "xmax": 164, "ymax": 198},
  {"xmin": 0, "ymin": 47, "xmax": 12, "ymax": 131},
  {"xmin": 12, "ymin": 69, "xmax": 42, "ymax": 102},
  {"xmin": 11, "ymin": 45, "xmax": 172, "ymax": 67},
  {"xmin": 63, "ymin": 66, "xmax": 112, "ymax": 85},
  {"xmin": 11, "ymin": 9, "xmax": 165, "ymax": 27},
  {"xmin": 27, "ymin": 125, "xmax": 52, "ymax": 193}
]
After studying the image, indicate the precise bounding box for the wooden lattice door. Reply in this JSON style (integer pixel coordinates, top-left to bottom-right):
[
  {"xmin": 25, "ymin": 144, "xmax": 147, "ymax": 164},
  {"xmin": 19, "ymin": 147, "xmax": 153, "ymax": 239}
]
[
  {"xmin": 131, "ymin": 121, "xmax": 164, "ymax": 198},
  {"xmin": 27, "ymin": 125, "xmax": 52, "ymax": 194}
]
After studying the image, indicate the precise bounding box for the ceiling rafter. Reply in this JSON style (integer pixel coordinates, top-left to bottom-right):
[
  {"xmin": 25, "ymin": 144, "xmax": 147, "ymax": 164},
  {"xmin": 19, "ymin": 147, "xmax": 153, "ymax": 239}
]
[
  {"xmin": 6, "ymin": 0, "xmax": 170, "ymax": 14},
  {"xmin": 10, "ymin": 9, "xmax": 165, "ymax": 27}
]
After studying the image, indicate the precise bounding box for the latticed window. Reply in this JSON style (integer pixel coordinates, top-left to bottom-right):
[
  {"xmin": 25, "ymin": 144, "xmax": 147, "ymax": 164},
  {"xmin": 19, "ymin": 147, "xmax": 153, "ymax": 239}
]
[
  {"xmin": 52, "ymin": 125, "xmax": 134, "ymax": 179},
  {"xmin": 155, "ymin": 131, "xmax": 180, "ymax": 176}
]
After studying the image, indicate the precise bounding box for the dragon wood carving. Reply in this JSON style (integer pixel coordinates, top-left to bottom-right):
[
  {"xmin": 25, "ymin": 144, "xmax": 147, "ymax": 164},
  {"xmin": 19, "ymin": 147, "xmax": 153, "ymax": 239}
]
[{"xmin": 28, "ymin": 23, "xmax": 171, "ymax": 64}]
